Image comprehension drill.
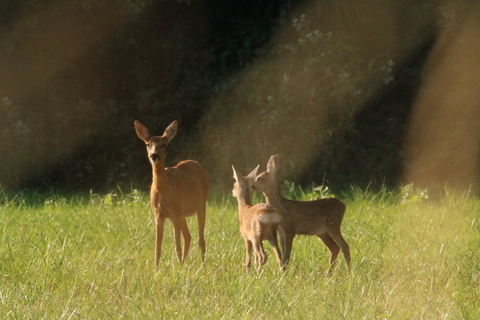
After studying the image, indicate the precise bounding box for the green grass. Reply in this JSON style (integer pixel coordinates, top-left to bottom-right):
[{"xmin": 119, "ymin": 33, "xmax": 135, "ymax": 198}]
[{"xmin": 1, "ymin": 188, "xmax": 479, "ymax": 319}]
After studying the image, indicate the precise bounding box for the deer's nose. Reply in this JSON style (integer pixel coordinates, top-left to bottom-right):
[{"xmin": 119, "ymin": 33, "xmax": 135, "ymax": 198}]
[{"xmin": 150, "ymin": 153, "xmax": 160, "ymax": 162}]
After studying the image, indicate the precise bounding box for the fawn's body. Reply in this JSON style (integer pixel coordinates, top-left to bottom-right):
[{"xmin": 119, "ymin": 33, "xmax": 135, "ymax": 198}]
[
  {"xmin": 252, "ymin": 155, "xmax": 350, "ymax": 274},
  {"xmin": 232, "ymin": 165, "xmax": 283, "ymax": 270},
  {"xmin": 134, "ymin": 120, "xmax": 208, "ymax": 266}
]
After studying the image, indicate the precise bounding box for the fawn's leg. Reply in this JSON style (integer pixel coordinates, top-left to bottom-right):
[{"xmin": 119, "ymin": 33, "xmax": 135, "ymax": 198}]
[
  {"xmin": 197, "ymin": 203, "xmax": 206, "ymax": 262},
  {"xmin": 155, "ymin": 216, "xmax": 165, "ymax": 267},
  {"xmin": 318, "ymin": 233, "xmax": 340, "ymax": 276},
  {"xmin": 245, "ymin": 239, "xmax": 253, "ymax": 270},
  {"xmin": 268, "ymin": 228, "xmax": 284, "ymax": 270},
  {"xmin": 328, "ymin": 231, "xmax": 351, "ymax": 271},
  {"xmin": 179, "ymin": 217, "xmax": 191, "ymax": 262},
  {"xmin": 282, "ymin": 231, "xmax": 295, "ymax": 267},
  {"xmin": 253, "ymin": 239, "xmax": 267, "ymax": 268}
]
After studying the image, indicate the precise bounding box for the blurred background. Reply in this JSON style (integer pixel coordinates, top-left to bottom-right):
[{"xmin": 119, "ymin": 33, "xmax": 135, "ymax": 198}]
[{"xmin": 1, "ymin": 0, "xmax": 479, "ymax": 194}]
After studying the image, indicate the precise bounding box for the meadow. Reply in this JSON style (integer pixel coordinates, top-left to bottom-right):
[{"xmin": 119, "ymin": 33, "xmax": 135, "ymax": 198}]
[{"xmin": 0, "ymin": 186, "xmax": 479, "ymax": 319}]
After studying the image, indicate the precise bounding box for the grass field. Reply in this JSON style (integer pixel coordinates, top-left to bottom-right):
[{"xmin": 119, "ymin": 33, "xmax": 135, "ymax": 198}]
[{"xmin": 1, "ymin": 187, "xmax": 479, "ymax": 319}]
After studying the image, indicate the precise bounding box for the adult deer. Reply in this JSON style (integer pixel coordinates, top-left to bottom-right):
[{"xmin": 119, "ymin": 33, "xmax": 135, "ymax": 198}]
[
  {"xmin": 252, "ymin": 155, "xmax": 350, "ymax": 275},
  {"xmin": 232, "ymin": 165, "xmax": 283, "ymax": 271},
  {"xmin": 134, "ymin": 120, "xmax": 208, "ymax": 266}
]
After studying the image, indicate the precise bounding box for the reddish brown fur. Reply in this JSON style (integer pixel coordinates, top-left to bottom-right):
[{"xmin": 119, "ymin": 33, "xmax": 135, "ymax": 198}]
[
  {"xmin": 134, "ymin": 120, "xmax": 208, "ymax": 266},
  {"xmin": 252, "ymin": 155, "xmax": 350, "ymax": 275}
]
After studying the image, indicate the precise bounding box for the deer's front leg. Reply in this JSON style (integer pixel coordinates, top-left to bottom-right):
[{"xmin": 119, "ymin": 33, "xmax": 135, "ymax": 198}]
[
  {"xmin": 179, "ymin": 217, "xmax": 191, "ymax": 262},
  {"xmin": 268, "ymin": 229, "xmax": 284, "ymax": 270},
  {"xmin": 155, "ymin": 216, "xmax": 165, "ymax": 267},
  {"xmin": 281, "ymin": 231, "xmax": 295, "ymax": 267},
  {"xmin": 253, "ymin": 239, "xmax": 267, "ymax": 268},
  {"xmin": 172, "ymin": 218, "xmax": 183, "ymax": 263}
]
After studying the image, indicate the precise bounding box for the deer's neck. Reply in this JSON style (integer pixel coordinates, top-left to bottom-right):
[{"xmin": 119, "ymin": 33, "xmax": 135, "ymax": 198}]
[
  {"xmin": 151, "ymin": 161, "xmax": 168, "ymax": 194},
  {"xmin": 236, "ymin": 189, "xmax": 252, "ymax": 225},
  {"xmin": 263, "ymin": 184, "xmax": 284, "ymax": 207},
  {"xmin": 237, "ymin": 189, "xmax": 252, "ymax": 210}
]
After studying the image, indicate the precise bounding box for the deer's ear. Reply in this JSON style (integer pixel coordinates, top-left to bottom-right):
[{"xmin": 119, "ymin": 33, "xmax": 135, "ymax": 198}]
[
  {"xmin": 232, "ymin": 165, "xmax": 239, "ymax": 181},
  {"xmin": 164, "ymin": 120, "xmax": 178, "ymax": 143},
  {"xmin": 134, "ymin": 120, "xmax": 151, "ymax": 142},
  {"xmin": 232, "ymin": 165, "xmax": 246, "ymax": 185},
  {"xmin": 246, "ymin": 164, "xmax": 260, "ymax": 180},
  {"xmin": 267, "ymin": 154, "xmax": 279, "ymax": 176}
]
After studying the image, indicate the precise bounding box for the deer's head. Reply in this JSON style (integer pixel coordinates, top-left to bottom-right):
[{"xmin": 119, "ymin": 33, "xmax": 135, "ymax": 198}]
[
  {"xmin": 134, "ymin": 120, "xmax": 178, "ymax": 165},
  {"xmin": 231, "ymin": 165, "xmax": 259, "ymax": 198},
  {"xmin": 251, "ymin": 154, "xmax": 279, "ymax": 192}
]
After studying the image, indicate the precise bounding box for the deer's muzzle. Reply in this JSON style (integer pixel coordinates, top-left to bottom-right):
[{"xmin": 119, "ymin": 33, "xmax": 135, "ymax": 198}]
[{"xmin": 150, "ymin": 153, "xmax": 160, "ymax": 163}]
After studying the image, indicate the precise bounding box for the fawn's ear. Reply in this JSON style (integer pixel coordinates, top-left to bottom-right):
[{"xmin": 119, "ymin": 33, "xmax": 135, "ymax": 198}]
[
  {"xmin": 163, "ymin": 120, "xmax": 178, "ymax": 143},
  {"xmin": 267, "ymin": 154, "xmax": 280, "ymax": 176},
  {"xmin": 232, "ymin": 165, "xmax": 240, "ymax": 182},
  {"xmin": 232, "ymin": 165, "xmax": 246, "ymax": 185},
  {"xmin": 134, "ymin": 120, "xmax": 151, "ymax": 142},
  {"xmin": 246, "ymin": 164, "xmax": 260, "ymax": 180}
]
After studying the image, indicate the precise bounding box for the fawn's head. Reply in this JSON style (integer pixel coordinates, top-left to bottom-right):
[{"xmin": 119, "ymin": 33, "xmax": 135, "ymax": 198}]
[
  {"xmin": 134, "ymin": 120, "xmax": 178, "ymax": 165},
  {"xmin": 231, "ymin": 165, "xmax": 259, "ymax": 199},
  {"xmin": 251, "ymin": 154, "xmax": 280, "ymax": 192}
]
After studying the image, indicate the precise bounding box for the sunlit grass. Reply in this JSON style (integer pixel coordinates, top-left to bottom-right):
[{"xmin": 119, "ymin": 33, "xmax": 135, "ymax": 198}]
[{"xmin": 0, "ymin": 188, "xmax": 479, "ymax": 319}]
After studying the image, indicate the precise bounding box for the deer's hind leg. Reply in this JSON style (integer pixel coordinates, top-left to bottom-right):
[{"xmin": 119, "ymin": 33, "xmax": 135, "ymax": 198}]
[
  {"xmin": 197, "ymin": 202, "xmax": 207, "ymax": 262},
  {"xmin": 244, "ymin": 239, "xmax": 253, "ymax": 270},
  {"xmin": 171, "ymin": 217, "xmax": 188, "ymax": 263},
  {"xmin": 329, "ymin": 231, "xmax": 350, "ymax": 270},
  {"xmin": 318, "ymin": 233, "xmax": 340, "ymax": 276}
]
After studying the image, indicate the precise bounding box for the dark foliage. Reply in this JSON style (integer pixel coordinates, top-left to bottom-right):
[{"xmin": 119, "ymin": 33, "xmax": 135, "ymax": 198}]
[
  {"xmin": 309, "ymin": 39, "xmax": 435, "ymax": 192},
  {"xmin": 0, "ymin": 0, "xmax": 444, "ymax": 192}
]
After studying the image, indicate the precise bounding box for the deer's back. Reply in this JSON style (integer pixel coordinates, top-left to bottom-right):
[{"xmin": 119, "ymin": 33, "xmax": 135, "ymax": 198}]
[
  {"xmin": 241, "ymin": 204, "xmax": 281, "ymax": 240},
  {"xmin": 154, "ymin": 160, "xmax": 208, "ymax": 218},
  {"xmin": 280, "ymin": 197, "xmax": 345, "ymax": 235},
  {"xmin": 167, "ymin": 160, "xmax": 209, "ymax": 194}
]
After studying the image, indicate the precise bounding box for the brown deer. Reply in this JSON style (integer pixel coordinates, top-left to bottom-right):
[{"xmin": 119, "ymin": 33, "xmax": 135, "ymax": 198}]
[
  {"xmin": 231, "ymin": 165, "xmax": 284, "ymax": 271},
  {"xmin": 252, "ymin": 155, "xmax": 350, "ymax": 275},
  {"xmin": 134, "ymin": 120, "xmax": 208, "ymax": 266}
]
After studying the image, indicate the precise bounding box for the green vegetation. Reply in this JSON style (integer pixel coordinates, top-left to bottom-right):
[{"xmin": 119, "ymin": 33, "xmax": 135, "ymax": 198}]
[{"xmin": 1, "ymin": 187, "xmax": 479, "ymax": 319}]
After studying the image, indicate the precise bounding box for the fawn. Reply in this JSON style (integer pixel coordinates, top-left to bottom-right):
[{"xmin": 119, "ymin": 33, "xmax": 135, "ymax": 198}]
[
  {"xmin": 231, "ymin": 165, "xmax": 284, "ymax": 271},
  {"xmin": 134, "ymin": 120, "xmax": 209, "ymax": 266},
  {"xmin": 252, "ymin": 155, "xmax": 350, "ymax": 275}
]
